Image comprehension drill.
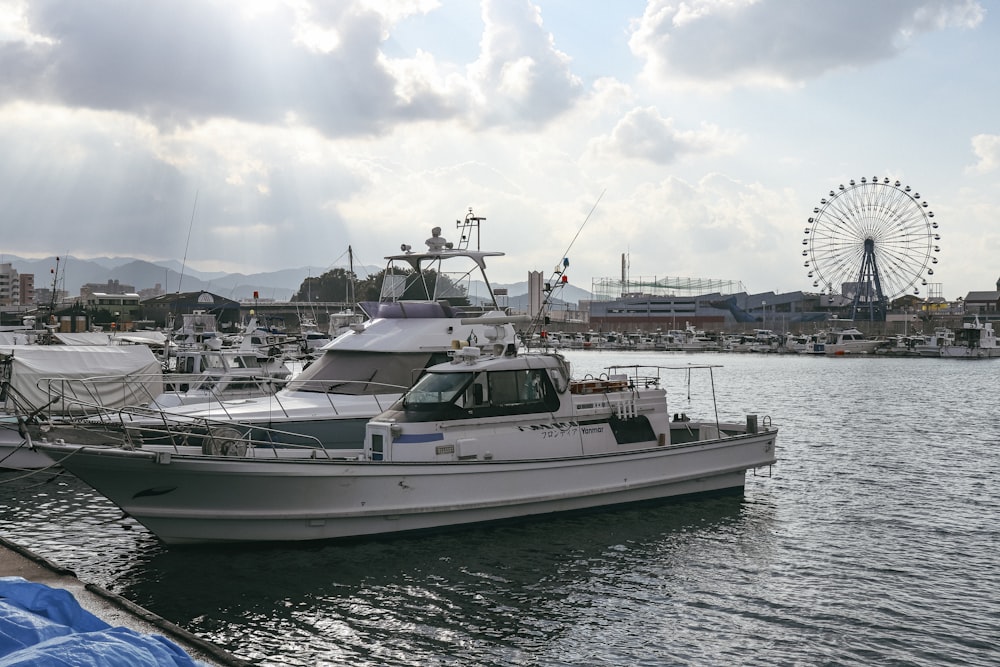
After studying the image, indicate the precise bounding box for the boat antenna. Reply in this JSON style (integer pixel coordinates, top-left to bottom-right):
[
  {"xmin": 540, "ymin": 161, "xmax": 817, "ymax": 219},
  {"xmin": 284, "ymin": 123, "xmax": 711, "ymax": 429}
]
[
  {"xmin": 177, "ymin": 189, "xmax": 199, "ymax": 294},
  {"xmin": 47, "ymin": 256, "xmax": 61, "ymax": 324},
  {"xmin": 455, "ymin": 208, "xmax": 485, "ymax": 251},
  {"xmin": 525, "ymin": 189, "xmax": 605, "ymax": 343}
]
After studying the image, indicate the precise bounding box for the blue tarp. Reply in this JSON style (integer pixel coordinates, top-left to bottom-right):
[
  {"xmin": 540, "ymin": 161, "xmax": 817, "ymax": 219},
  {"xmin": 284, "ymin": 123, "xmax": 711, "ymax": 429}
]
[{"xmin": 0, "ymin": 577, "xmax": 206, "ymax": 666}]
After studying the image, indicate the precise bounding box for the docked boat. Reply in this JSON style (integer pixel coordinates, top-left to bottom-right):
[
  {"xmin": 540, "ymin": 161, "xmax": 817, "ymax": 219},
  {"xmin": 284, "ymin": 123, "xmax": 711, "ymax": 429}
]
[
  {"xmin": 724, "ymin": 329, "xmax": 780, "ymax": 353},
  {"xmin": 910, "ymin": 327, "xmax": 956, "ymax": 357},
  {"xmin": 152, "ymin": 343, "xmax": 294, "ymax": 408},
  {"xmin": 655, "ymin": 325, "xmax": 719, "ymax": 352},
  {"xmin": 152, "ymin": 315, "xmax": 295, "ymax": 408},
  {"xmin": 0, "ymin": 345, "xmax": 163, "ymax": 469},
  {"xmin": 804, "ymin": 326, "xmax": 879, "ymax": 355},
  {"xmin": 52, "ymin": 214, "xmax": 521, "ymax": 451},
  {"xmin": 296, "ymin": 316, "xmax": 332, "ymax": 355},
  {"xmin": 30, "ymin": 346, "xmax": 778, "ymax": 544},
  {"xmin": 939, "ymin": 317, "xmax": 1000, "ymax": 358}
]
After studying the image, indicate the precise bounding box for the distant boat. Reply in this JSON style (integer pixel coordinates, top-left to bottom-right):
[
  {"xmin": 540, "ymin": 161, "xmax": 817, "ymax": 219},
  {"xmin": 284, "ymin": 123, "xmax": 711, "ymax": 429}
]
[
  {"xmin": 805, "ymin": 326, "xmax": 879, "ymax": 355},
  {"xmin": 939, "ymin": 316, "xmax": 1000, "ymax": 359},
  {"xmin": 910, "ymin": 327, "xmax": 956, "ymax": 357}
]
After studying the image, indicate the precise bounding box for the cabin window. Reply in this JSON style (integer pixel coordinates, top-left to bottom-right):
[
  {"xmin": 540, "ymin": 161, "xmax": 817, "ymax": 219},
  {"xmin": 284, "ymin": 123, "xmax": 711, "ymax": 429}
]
[
  {"xmin": 202, "ymin": 354, "xmax": 226, "ymax": 369},
  {"xmin": 371, "ymin": 433, "xmax": 384, "ymax": 461},
  {"xmin": 483, "ymin": 369, "xmax": 557, "ymax": 414},
  {"xmin": 489, "ymin": 370, "xmax": 542, "ymax": 405}
]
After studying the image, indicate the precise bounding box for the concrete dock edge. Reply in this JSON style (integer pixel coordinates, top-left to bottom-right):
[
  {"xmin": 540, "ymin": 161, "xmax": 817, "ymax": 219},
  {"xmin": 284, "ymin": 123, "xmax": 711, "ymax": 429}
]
[{"xmin": 0, "ymin": 535, "xmax": 249, "ymax": 666}]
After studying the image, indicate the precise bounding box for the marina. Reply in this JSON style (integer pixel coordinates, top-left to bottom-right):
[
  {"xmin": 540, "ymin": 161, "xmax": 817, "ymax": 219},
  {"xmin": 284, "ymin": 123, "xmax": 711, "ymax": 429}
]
[
  {"xmin": 0, "ymin": 214, "xmax": 995, "ymax": 664},
  {"xmin": 2, "ymin": 350, "xmax": 998, "ymax": 666},
  {"xmin": 15, "ymin": 220, "xmax": 777, "ymax": 546}
]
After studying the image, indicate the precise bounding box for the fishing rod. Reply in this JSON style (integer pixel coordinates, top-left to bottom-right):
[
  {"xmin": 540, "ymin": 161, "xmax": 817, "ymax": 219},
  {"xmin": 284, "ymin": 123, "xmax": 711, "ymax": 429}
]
[
  {"xmin": 177, "ymin": 189, "xmax": 199, "ymax": 294},
  {"xmin": 523, "ymin": 189, "xmax": 606, "ymax": 344}
]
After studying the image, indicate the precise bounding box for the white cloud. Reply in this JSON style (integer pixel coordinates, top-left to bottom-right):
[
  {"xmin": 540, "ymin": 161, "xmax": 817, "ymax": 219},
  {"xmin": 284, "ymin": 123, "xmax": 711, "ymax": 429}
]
[
  {"xmin": 967, "ymin": 134, "xmax": 1000, "ymax": 174},
  {"xmin": 588, "ymin": 106, "xmax": 744, "ymax": 165},
  {"xmin": 629, "ymin": 0, "xmax": 986, "ymax": 89},
  {"xmin": 0, "ymin": 0, "xmax": 996, "ymax": 301},
  {"xmin": 465, "ymin": 0, "xmax": 583, "ymax": 128}
]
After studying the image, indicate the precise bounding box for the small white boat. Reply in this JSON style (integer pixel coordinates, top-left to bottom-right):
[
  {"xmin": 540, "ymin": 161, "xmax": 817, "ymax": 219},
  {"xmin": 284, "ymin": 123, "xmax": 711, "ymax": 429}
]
[
  {"xmin": 31, "ymin": 348, "xmax": 777, "ymax": 544},
  {"xmin": 297, "ymin": 316, "xmax": 332, "ymax": 354},
  {"xmin": 725, "ymin": 329, "xmax": 780, "ymax": 353},
  {"xmin": 152, "ymin": 346, "xmax": 293, "ymax": 408},
  {"xmin": 910, "ymin": 327, "xmax": 956, "ymax": 357},
  {"xmin": 151, "ymin": 312, "xmax": 294, "ymax": 408},
  {"xmin": 807, "ymin": 327, "xmax": 879, "ymax": 356},
  {"xmin": 939, "ymin": 317, "xmax": 1000, "ymax": 358}
]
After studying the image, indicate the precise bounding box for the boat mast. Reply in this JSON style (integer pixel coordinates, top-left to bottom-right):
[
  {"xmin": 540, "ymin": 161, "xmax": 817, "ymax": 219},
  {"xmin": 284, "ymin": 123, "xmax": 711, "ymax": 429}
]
[
  {"xmin": 456, "ymin": 209, "xmax": 485, "ymax": 251},
  {"xmin": 47, "ymin": 256, "xmax": 61, "ymax": 327},
  {"xmin": 348, "ymin": 245, "xmax": 356, "ymax": 308}
]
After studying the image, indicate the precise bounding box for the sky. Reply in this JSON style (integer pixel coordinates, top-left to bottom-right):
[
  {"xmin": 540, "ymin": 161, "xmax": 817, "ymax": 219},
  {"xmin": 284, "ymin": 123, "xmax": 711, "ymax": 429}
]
[{"xmin": 0, "ymin": 0, "xmax": 997, "ymax": 301}]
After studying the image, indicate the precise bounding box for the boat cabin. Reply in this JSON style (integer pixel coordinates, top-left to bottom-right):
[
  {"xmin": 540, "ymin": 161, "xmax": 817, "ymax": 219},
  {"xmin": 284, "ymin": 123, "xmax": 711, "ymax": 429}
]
[{"xmin": 386, "ymin": 348, "xmax": 566, "ymax": 420}]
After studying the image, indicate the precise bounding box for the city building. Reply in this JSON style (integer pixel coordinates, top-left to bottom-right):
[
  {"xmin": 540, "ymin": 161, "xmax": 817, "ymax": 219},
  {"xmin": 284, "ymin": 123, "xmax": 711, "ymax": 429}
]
[
  {"xmin": 0, "ymin": 263, "xmax": 20, "ymax": 307},
  {"xmin": 80, "ymin": 279, "xmax": 136, "ymax": 300}
]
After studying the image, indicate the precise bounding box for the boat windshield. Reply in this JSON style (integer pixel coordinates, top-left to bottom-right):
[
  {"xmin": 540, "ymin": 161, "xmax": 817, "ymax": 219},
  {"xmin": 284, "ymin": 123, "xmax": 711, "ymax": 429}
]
[
  {"xmin": 286, "ymin": 350, "xmax": 451, "ymax": 395},
  {"xmin": 403, "ymin": 372, "xmax": 472, "ymax": 407}
]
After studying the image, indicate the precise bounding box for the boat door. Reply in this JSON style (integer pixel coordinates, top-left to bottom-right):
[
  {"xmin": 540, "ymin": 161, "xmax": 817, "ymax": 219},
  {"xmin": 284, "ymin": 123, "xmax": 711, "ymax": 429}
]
[{"xmin": 365, "ymin": 422, "xmax": 394, "ymax": 461}]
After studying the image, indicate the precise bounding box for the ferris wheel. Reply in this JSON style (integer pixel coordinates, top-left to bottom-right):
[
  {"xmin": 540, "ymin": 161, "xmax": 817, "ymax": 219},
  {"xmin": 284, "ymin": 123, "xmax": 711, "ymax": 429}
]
[{"xmin": 802, "ymin": 176, "xmax": 940, "ymax": 320}]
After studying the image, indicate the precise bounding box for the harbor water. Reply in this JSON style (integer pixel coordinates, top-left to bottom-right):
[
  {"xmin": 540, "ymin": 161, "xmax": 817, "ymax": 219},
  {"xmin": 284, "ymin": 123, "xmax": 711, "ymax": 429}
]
[{"xmin": 2, "ymin": 350, "xmax": 998, "ymax": 666}]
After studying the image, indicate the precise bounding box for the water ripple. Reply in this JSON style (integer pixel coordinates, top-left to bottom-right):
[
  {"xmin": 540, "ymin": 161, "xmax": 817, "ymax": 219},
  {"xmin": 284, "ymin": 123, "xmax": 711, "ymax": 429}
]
[{"xmin": 3, "ymin": 354, "xmax": 1000, "ymax": 665}]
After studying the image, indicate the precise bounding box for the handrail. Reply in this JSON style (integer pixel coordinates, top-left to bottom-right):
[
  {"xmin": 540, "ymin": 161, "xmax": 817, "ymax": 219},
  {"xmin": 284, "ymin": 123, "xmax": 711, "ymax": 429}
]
[
  {"xmin": 16, "ymin": 374, "xmax": 409, "ymax": 422},
  {"xmin": 15, "ymin": 374, "xmax": 413, "ymax": 459}
]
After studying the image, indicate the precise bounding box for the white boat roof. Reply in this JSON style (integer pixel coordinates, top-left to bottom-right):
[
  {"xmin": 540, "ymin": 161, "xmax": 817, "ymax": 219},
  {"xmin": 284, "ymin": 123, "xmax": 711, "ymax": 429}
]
[
  {"xmin": 383, "ymin": 248, "xmax": 505, "ymax": 271},
  {"xmin": 115, "ymin": 331, "xmax": 169, "ymax": 346}
]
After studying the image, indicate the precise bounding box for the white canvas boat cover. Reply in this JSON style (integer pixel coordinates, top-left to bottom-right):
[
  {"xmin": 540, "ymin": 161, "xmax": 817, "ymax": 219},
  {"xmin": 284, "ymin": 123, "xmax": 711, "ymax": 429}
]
[
  {"xmin": 114, "ymin": 331, "xmax": 168, "ymax": 347},
  {"xmin": 0, "ymin": 332, "xmax": 32, "ymax": 346},
  {"xmin": 52, "ymin": 332, "xmax": 112, "ymax": 345},
  {"xmin": 0, "ymin": 345, "xmax": 163, "ymax": 413}
]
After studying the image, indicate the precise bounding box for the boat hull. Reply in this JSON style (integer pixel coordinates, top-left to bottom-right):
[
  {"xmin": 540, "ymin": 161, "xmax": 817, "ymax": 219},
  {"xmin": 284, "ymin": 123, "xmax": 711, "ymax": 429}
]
[
  {"xmin": 35, "ymin": 431, "xmax": 776, "ymax": 544},
  {"xmin": 939, "ymin": 346, "xmax": 1000, "ymax": 358},
  {"xmin": 0, "ymin": 442, "xmax": 54, "ymax": 470}
]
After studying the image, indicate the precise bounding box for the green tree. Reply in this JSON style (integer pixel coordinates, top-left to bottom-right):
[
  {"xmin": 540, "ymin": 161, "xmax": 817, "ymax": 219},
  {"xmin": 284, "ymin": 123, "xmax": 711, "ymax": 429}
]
[{"xmin": 293, "ymin": 268, "xmax": 358, "ymax": 302}]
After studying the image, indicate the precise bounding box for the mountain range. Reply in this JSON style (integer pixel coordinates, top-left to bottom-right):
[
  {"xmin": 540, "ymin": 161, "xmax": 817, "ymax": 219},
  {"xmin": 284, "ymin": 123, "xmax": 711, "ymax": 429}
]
[{"xmin": 2, "ymin": 255, "xmax": 593, "ymax": 307}]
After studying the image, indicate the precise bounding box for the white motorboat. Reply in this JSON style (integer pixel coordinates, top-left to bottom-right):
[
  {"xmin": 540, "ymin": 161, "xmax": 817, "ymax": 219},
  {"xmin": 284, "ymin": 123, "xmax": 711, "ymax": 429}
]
[
  {"xmin": 806, "ymin": 326, "xmax": 879, "ymax": 355},
  {"xmin": 910, "ymin": 327, "xmax": 956, "ymax": 357},
  {"xmin": 152, "ymin": 345, "xmax": 294, "ymax": 408},
  {"xmin": 724, "ymin": 329, "xmax": 780, "ymax": 353},
  {"xmin": 653, "ymin": 325, "xmax": 716, "ymax": 352},
  {"xmin": 74, "ymin": 213, "xmax": 522, "ymax": 450},
  {"xmin": 939, "ymin": 316, "xmax": 1000, "ymax": 358},
  {"xmin": 31, "ymin": 347, "xmax": 778, "ymax": 544},
  {"xmin": 0, "ymin": 345, "xmax": 163, "ymax": 469},
  {"xmin": 296, "ymin": 316, "xmax": 332, "ymax": 355},
  {"xmin": 152, "ymin": 316, "xmax": 295, "ymax": 408}
]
